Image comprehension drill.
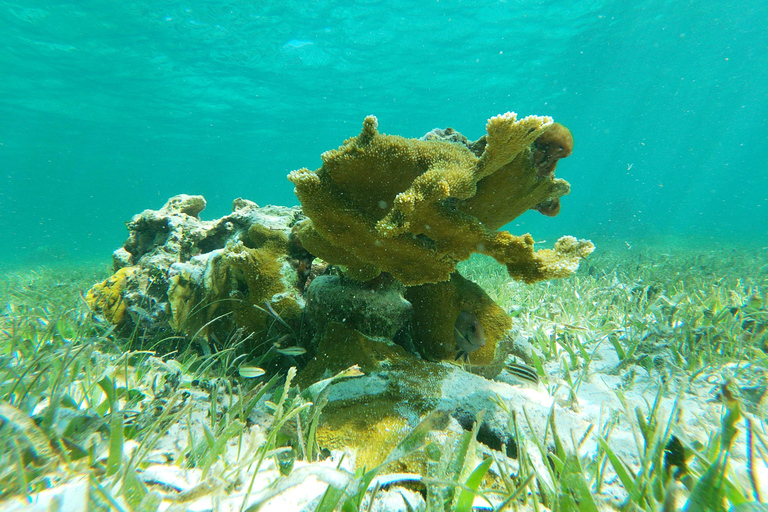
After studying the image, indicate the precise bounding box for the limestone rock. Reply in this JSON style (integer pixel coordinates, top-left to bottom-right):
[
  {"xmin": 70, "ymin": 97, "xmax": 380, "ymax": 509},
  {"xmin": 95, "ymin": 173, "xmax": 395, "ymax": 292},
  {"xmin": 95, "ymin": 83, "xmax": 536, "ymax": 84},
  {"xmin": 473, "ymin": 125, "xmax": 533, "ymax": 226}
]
[
  {"xmin": 297, "ymin": 322, "xmax": 587, "ymax": 478},
  {"xmin": 86, "ymin": 195, "xmax": 308, "ymax": 353}
]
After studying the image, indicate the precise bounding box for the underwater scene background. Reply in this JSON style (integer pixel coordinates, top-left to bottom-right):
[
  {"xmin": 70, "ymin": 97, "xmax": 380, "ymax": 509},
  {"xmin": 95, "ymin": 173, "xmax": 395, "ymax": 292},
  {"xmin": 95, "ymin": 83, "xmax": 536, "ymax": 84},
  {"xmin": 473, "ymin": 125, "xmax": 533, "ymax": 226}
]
[
  {"xmin": 4, "ymin": 2, "xmax": 768, "ymax": 510},
  {"xmin": 1, "ymin": 0, "xmax": 766, "ymax": 264}
]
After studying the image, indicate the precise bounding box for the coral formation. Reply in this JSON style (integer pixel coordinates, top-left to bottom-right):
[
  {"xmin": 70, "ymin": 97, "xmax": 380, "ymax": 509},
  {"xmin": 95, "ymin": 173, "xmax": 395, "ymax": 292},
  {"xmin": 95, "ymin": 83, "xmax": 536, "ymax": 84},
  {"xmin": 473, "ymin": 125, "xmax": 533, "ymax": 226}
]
[
  {"xmin": 314, "ymin": 395, "xmax": 412, "ymax": 471},
  {"xmin": 295, "ymin": 322, "xmax": 583, "ymax": 475},
  {"xmin": 166, "ymin": 268, "xmax": 198, "ymax": 331},
  {"xmin": 206, "ymin": 238, "xmax": 304, "ymax": 339},
  {"xmin": 405, "ymin": 272, "xmax": 520, "ymax": 378},
  {"xmin": 288, "ymin": 113, "xmax": 593, "ymax": 286},
  {"xmin": 86, "ymin": 112, "xmax": 597, "ymax": 476},
  {"xmin": 87, "ymin": 195, "xmax": 307, "ymax": 351},
  {"xmin": 85, "ymin": 266, "xmax": 136, "ymax": 324},
  {"xmin": 297, "ymin": 322, "xmax": 447, "ymax": 392},
  {"xmin": 297, "ymin": 322, "xmax": 448, "ymax": 470}
]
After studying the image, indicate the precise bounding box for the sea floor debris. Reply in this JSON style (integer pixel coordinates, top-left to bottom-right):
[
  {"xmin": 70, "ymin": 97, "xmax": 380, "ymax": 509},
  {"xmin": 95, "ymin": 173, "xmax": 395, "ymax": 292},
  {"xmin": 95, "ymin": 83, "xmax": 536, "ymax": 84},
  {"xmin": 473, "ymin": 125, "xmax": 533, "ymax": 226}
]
[{"xmin": 1, "ymin": 241, "xmax": 768, "ymax": 510}]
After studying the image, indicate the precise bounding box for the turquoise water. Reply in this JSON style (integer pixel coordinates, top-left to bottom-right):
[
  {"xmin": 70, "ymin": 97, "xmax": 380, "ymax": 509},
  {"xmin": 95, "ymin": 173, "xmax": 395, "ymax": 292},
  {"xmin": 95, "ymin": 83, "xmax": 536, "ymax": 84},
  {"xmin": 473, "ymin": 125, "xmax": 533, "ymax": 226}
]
[{"xmin": 1, "ymin": 0, "xmax": 766, "ymax": 263}]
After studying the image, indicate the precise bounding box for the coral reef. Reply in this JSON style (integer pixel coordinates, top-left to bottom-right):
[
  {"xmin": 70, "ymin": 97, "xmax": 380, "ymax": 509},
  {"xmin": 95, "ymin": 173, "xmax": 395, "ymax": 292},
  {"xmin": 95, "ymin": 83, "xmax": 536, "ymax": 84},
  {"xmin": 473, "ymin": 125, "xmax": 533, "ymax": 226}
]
[
  {"xmin": 88, "ymin": 195, "xmax": 308, "ymax": 353},
  {"xmin": 85, "ymin": 112, "xmax": 596, "ymax": 477},
  {"xmin": 278, "ymin": 113, "xmax": 594, "ymax": 467},
  {"xmin": 288, "ymin": 113, "xmax": 593, "ymax": 286}
]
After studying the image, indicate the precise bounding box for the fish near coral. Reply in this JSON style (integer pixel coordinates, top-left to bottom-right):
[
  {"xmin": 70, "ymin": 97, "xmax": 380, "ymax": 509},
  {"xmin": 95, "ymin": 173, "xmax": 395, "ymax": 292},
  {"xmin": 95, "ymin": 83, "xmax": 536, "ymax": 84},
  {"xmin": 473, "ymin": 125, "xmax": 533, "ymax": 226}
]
[{"xmin": 454, "ymin": 310, "xmax": 485, "ymax": 362}]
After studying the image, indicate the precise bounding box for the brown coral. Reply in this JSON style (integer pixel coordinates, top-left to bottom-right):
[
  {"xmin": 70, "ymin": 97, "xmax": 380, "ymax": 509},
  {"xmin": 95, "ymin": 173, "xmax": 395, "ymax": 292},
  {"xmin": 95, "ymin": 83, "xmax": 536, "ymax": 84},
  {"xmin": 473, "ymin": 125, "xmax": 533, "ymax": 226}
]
[{"xmin": 288, "ymin": 113, "xmax": 593, "ymax": 285}]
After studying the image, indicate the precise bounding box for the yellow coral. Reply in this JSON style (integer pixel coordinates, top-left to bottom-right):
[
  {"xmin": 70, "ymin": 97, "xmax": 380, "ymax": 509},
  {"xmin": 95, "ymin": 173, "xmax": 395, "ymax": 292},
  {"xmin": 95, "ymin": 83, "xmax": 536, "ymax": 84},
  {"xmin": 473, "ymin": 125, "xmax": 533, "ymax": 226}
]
[
  {"xmin": 461, "ymin": 121, "xmax": 574, "ymax": 228},
  {"xmin": 406, "ymin": 272, "xmax": 513, "ymax": 376},
  {"xmin": 298, "ymin": 322, "xmax": 447, "ymax": 470},
  {"xmin": 247, "ymin": 223, "xmax": 289, "ymax": 251},
  {"xmin": 288, "ymin": 113, "xmax": 592, "ymax": 285},
  {"xmin": 85, "ymin": 267, "xmax": 136, "ymax": 324},
  {"xmin": 509, "ymin": 235, "xmax": 595, "ymax": 283},
  {"xmin": 168, "ymin": 237, "xmax": 302, "ymax": 339},
  {"xmin": 475, "ymin": 112, "xmax": 553, "ymax": 180},
  {"xmin": 167, "ymin": 269, "xmax": 197, "ymax": 331},
  {"xmin": 213, "ymin": 242, "xmax": 303, "ymax": 336},
  {"xmin": 315, "ymin": 397, "xmax": 410, "ymax": 470},
  {"xmin": 297, "ymin": 322, "xmax": 447, "ymax": 390}
]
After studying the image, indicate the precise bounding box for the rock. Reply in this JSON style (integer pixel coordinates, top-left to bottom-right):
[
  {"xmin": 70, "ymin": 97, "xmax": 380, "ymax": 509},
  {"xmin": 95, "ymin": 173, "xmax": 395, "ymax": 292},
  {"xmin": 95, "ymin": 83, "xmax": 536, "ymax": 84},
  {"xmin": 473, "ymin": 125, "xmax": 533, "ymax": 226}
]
[
  {"xmin": 296, "ymin": 322, "xmax": 587, "ymax": 478},
  {"xmin": 86, "ymin": 195, "xmax": 308, "ymax": 354},
  {"xmin": 296, "ymin": 322, "xmax": 451, "ymax": 471},
  {"xmin": 160, "ymin": 193, "xmax": 207, "ymax": 217},
  {"xmin": 306, "ymin": 273, "xmax": 411, "ymax": 339}
]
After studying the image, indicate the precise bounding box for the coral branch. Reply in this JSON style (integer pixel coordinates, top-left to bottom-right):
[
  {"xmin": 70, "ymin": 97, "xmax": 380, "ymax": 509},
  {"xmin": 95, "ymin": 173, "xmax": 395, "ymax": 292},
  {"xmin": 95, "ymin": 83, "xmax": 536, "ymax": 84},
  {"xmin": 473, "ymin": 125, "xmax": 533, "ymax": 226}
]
[{"xmin": 288, "ymin": 113, "xmax": 592, "ymax": 285}]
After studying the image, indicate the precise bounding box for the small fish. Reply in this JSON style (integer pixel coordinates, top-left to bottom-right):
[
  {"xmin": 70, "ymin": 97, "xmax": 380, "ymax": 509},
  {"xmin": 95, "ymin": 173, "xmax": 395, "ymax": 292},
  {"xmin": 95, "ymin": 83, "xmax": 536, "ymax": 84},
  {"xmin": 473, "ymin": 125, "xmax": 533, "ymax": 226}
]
[
  {"xmin": 238, "ymin": 366, "xmax": 266, "ymax": 378},
  {"xmin": 275, "ymin": 346, "xmax": 307, "ymax": 356},
  {"xmin": 335, "ymin": 365, "xmax": 364, "ymax": 379},
  {"xmin": 126, "ymin": 305, "xmax": 153, "ymax": 324},
  {"xmin": 454, "ymin": 310, "xmax": 485, "ymax": 362},
  {"xmin": 505, "ymin": 362, "xmax": 540, "ymax": 384},
  {"xmin": 262, "ymin": 301, "xmax": 295, "ymax": 333}
]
